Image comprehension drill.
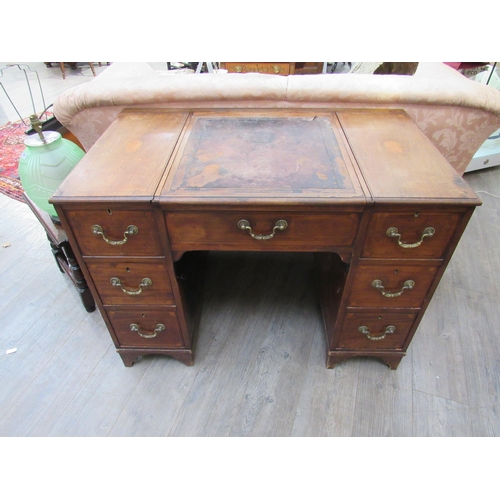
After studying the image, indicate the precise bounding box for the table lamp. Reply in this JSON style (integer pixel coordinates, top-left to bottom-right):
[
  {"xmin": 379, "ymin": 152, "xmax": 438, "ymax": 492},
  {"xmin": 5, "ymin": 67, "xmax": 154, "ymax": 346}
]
[{"xmin": 18, "ymin": 115, "xmax": 85, "ymax": 221}]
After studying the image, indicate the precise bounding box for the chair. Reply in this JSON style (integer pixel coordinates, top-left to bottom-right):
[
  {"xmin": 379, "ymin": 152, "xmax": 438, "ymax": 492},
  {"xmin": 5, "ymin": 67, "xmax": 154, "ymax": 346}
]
[
  {"xmin": 44, "ymin": 62, "xmax": 99, "ymax": 79},
  {"xmin": 22, "ymin": 193, "xmax": 95, "ymax": 312}
]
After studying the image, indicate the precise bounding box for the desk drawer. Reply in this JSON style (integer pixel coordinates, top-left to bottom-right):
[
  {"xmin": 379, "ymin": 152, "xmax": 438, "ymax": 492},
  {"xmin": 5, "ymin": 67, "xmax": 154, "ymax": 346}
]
[
  {"xmin": 362, "ymin": 210, "xmax": 463, "ymax": 259},
  {"xmin": 338, "ymin": 311, "xmax": 416, "ymax": 349},
  {"xmin": 166, "ymin": 211, "xmax": 361, "ymax": 252},
  {"xmin": 347, "ymin": 263, "xmax": 440, "ymax": 308},
  {"xmin": 65, "ymin": 208, "xmax": 163, "ymax": 257},
  {"xmin": 108, "ymin": 308, "xmax": 184, "ymax": 349},
  {"xmin": 87, "ymin": 261, "xmax": 175, "ymax": 305}
]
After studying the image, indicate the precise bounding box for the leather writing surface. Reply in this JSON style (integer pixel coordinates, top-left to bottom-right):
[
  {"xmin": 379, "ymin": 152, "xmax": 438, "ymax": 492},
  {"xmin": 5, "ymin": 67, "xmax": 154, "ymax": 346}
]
[
  {"xmin": 176, "ymin": 117, "xmax": 346, "ymax": 190},
  {"xmin": 161, "ymin": 112, "xmax": 366, "ymax": 203}
]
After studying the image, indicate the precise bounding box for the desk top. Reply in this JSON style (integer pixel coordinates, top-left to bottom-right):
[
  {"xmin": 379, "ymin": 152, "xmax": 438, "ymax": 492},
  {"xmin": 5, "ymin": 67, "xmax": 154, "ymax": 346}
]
[
  {"xmin": 52, "ymin": 108, "xmax": 481, "ymax": 209},
  {"xmin": 161, "ymin": 111, "xmax": 365, "ymax": 204}
]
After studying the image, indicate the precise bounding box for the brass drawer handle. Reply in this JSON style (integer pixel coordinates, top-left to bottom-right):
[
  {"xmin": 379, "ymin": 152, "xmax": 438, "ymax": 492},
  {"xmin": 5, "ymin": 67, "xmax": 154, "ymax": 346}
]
[
  {"xmin": 371, "ymin": 279, "xmax": 415, "ymax": 298},
  {"xmin": 129, "ymin": 323, "xmax": 165, "ymax": 339},
  {"xmin": 386, "ymin": 226, "xmax": 435, "ymax": 248},
  {"xmin": 359, "ymin": 325, "xmax": 395, "ymax": 341},
  {"xmin": 110, "ymin": 277, "xmax": 152, "ymax": 295},
  {"xmin": 237, "ymin": 219, "xmax": 288, "ymax": 240},
  {"xmin": 91, "ymin": 224, "xmax": 138, "ymax": 245},
  {"xmin": 273, "ymin": 65, "xmax": 282, "ymax": 73}
]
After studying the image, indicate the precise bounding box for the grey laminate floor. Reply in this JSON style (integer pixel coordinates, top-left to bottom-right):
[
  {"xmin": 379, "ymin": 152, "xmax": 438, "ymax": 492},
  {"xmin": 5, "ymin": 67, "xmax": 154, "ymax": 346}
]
[
  {"xmin": 1, "ymin": 62, "xmax": 499, "ymax": 436},
  {"xmin": 1, "ymin": 165, "xmax": 499, "ymax": 436}
]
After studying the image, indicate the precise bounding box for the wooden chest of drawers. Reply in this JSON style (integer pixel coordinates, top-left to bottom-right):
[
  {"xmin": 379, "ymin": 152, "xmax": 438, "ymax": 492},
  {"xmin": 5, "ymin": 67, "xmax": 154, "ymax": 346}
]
[
  {"xmin": 220, "ymin": 62, "xmax": 323, "ymax": 75},
  {"xmin": 52, "ymin": 108, "xmax": 480, "ymax": 370}
]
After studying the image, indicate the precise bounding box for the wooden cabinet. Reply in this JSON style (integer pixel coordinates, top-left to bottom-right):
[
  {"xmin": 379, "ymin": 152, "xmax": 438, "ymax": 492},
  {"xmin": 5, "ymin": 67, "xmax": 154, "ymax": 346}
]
[
  {"xmin": 220, "ymin": 62, "xmax": 323, "ymax": 75},
  {"xmin": 52, "ymin": 108, "xmax": 480, "ymax": 370}
]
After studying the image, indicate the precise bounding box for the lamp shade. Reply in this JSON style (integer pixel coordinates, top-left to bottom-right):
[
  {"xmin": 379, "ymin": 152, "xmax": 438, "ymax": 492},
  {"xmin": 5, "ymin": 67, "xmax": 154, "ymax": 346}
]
[{"xmin": 18, "ymin": 130, "xmax": 84, "ymax": 219}]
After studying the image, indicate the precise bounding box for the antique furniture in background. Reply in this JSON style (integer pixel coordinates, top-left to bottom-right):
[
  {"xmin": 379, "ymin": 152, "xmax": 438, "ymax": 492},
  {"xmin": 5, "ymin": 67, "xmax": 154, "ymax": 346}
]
[
  {"xmin": 51, "ymin": 108, "xmax": 480, "ymax": 369},
  {"xmin": 219, "ymin": 62, "xmax": 323, "ymax": 75},
  {"xmin": 44, "ymin": 62, "xmax": 98, "ymax": 79}
]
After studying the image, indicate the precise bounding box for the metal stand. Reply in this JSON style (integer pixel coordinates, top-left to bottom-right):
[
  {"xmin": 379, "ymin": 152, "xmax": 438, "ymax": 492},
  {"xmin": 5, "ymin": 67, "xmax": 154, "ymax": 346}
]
[
  {"xmin": 0, "ymin": 64, "xmax": 50, "ymax": 126},
  {"xmin": 195, "ymin": 62, "xmax": 216, "ymax": 73}
]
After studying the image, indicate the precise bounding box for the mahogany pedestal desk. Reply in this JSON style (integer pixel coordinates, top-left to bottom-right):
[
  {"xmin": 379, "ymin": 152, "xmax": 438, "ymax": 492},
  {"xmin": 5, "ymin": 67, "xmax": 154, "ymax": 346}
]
[{"xmin": 51, "ymin": 108, "xmax": 481, "ymax": 369}]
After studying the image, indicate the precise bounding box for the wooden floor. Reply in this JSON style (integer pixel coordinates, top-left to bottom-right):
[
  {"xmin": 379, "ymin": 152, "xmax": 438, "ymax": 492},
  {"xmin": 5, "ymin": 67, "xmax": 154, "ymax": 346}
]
[
  {"xmin": 1, "ymin": 63, "xmax": 500, "ymax": 436},
  {"xmin": 1, "ymin": 166, "xmax": 499, "ymax": 436}
]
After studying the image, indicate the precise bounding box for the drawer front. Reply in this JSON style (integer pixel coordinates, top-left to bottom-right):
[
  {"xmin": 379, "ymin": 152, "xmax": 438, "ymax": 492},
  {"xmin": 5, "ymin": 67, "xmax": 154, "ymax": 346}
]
[
  {"xmin": 87, "ymin": 261, "xmax": 175, "ymax": 305},
  {"xmin": 362, "ymin": 210, "xmax": 463, "ymax": 259},
  {"xmin": 338, "ymin": 311, "xmax": 417, "ymax": 349},
  {"xmin": 65, "ymin": 209, "xmax": 163, "ymax": 257},
  {"xmin": 108, "ymin": 308, "xmax": 184, "ymax": 348},
  {"xmin": 347, "ymin": 263, "xmax": 440, "ymax": 308},
  {"xmin": 225, "ymin": 63, "xmax": 290, "ymax": 75},
  {"xmin": 166, "ymin": 211, "xmax": 361, "ymax": 252}
]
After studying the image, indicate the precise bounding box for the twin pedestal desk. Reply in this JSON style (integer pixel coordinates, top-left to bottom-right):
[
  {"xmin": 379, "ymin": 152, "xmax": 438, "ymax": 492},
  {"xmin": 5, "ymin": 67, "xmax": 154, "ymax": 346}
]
[{"xmin": 51, "ymin": 108, "xmax": 481, "ymax": 370}]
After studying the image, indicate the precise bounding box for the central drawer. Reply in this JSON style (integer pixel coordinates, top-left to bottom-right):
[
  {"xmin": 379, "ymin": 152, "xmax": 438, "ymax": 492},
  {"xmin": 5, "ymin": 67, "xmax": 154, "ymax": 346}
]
[{"xmin": 166, "ymin": 211, "xmax": 361, "ymax": 252}]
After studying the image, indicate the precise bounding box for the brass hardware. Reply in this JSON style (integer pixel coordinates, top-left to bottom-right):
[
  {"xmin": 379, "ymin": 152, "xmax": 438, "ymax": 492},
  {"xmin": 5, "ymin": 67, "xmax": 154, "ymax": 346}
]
[
  {"xmin": 371, "ymin": 279, "xmax": 415, "ymax": 298},
  {"xmin": 386, "ymin": 226, "xmax": 435, "ymax": 248},
  {"xmin": 237, "ymin": 219, "xmax": 288, "ymax": 240},
  {"xmin": 129, "ymin": 323, "xmax": 165, "ymax": 339},
  {"xmin": 110, "ymin": 277, "xmax": 152, "ymax": 295},
  {"xmin": 233, "ymin": 64, "xmax": 282, "ymax": 74},
  {"xmin": 29, "ymin": 114, "xmax": 46, "ymax": 143},
  {"xmin": 91, "ymin": 224, "xmax": 138, "ymax": 245},
  {"xmin": 358, "ymin": 325, "xmax": 396, "ymax": 341}
]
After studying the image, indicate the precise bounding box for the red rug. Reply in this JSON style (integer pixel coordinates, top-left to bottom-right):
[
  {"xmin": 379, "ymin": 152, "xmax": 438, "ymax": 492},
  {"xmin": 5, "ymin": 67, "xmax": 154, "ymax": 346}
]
[{"xmin": 0, "ymin": 118, "xmax": 30, "ymax": 202}]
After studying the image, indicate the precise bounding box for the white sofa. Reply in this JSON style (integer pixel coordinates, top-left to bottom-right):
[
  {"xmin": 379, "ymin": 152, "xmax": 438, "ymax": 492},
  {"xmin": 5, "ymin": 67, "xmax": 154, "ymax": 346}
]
[{"xmin": 53, "ymin": 62, "xmax": 500, "ymax": 176}]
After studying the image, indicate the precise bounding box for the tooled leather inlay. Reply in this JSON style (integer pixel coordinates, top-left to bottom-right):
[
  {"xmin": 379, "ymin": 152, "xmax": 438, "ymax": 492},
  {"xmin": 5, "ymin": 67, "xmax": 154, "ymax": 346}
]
[{"xmin": 173, "ymin": 116, "xmax": 350, "ymax": 193}]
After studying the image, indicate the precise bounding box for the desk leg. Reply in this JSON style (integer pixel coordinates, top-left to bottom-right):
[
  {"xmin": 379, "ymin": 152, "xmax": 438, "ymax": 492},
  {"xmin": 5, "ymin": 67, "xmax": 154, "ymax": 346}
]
[
  {"xmin": 117, "ymin": 349, "xmax": 194, "ymax": 367},
  {"xmin": 326, "ymin": 351, "xmax": 404, "ymax": 370}
]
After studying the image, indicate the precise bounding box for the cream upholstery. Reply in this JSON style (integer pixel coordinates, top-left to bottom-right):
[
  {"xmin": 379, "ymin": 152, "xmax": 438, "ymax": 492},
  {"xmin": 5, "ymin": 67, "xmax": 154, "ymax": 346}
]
[{"xmin": 53, "ymin": 62, "xmax": 500, "ymax": 175}]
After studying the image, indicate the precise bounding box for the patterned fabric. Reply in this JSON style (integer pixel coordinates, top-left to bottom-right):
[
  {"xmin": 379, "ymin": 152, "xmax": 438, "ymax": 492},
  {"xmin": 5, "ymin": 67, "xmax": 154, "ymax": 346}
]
[
  {"xmin": 53, "ymin": 63, "xmax": 500, "ymax": 175},
  {"xmin": 0, "ymin": 119, "xmax": 30, "ymax": 201}
]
